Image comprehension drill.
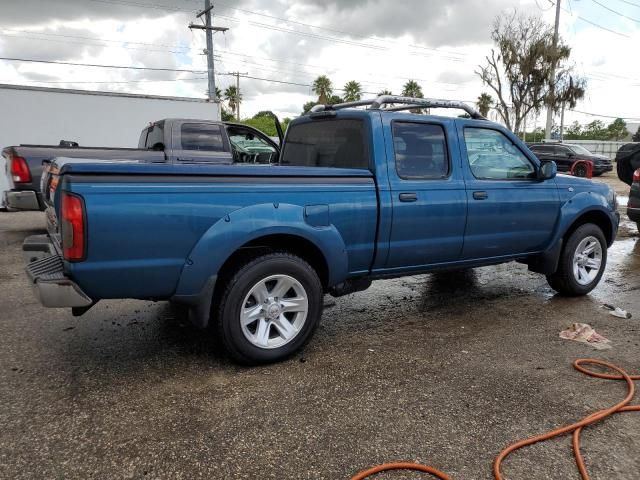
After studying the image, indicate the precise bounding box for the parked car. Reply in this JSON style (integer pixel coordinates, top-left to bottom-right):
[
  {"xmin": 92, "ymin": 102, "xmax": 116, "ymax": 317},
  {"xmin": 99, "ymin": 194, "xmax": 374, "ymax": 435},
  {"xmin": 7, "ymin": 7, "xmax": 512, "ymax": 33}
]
[
  {"xmin": 23, "ymin": 96, "xmax": 619, "ymax": 364},
  {"xmin": 3, "ymin": 119, "xmax": 280, "ymax": 211},
  {"xmin": 528, "ymin": 143, "xmax": 613, "ymax": 177},
  {"xmin": 627, "ymin": 169, "xmax": 640, "ymax": 230},
  {"xmin": 616, "ymin": 143, "xmax": 640, "ymax": 186}
]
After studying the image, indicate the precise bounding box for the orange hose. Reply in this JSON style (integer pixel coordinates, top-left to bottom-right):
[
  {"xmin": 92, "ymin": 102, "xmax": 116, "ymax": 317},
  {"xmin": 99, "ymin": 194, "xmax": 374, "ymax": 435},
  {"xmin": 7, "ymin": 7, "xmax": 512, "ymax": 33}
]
[{"xmin": 351, "ymin": 359, "xmax": 639, "ymax": 480}]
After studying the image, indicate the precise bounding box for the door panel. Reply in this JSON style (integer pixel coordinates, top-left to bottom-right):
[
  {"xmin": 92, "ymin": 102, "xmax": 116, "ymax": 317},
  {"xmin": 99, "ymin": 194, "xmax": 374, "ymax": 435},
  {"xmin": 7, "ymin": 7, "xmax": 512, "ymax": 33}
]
[
  {"xmin": 458, "ymin": 124, "xmax": 560, "ymax": 259},
  {"xmin": 383, "ymin": 117, "xmax": 467, "ymax": 270}
]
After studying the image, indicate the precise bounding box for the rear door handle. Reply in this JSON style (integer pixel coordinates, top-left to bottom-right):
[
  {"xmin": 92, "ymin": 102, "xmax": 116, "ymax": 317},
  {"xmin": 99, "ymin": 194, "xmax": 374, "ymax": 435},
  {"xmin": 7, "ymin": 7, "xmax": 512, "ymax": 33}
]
[
  {"xmin": 399, "ymin": 192, "xmax": 418, "ymax": 202},
  {"xmin": 473, "ymin": 191, "xmax": 488, "ymax": 200}
]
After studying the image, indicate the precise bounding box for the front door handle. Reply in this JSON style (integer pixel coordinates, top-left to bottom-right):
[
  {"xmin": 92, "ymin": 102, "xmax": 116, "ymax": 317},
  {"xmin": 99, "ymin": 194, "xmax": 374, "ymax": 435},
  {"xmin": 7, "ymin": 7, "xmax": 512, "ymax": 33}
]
[
  {"xmin": 473, "ymin": 191, "xmax": 488, "ymax": 200},
  {"xmin": 399, "ymin": 192, "xmax": 418, "ymax": 202}
]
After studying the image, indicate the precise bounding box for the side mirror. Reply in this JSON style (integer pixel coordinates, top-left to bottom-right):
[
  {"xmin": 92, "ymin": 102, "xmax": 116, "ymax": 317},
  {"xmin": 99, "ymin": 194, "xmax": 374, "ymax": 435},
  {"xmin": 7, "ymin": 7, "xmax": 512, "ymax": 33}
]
[{"xmin": 539, "ymin": 161, "xmax": 557, "ymax": 181}]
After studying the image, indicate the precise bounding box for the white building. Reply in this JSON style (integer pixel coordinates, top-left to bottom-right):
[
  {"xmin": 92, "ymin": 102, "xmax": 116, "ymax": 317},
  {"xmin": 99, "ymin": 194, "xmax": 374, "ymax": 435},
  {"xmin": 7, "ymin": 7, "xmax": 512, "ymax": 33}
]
[{"xmin": 1, "ymin": 84, "xmax": 220, "ymax": 206}]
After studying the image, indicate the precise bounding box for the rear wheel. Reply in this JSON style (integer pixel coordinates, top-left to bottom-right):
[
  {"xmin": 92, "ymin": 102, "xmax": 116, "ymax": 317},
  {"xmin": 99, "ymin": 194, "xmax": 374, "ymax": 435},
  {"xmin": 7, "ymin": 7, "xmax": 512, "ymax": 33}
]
[
  {"xmin": 573, "ymin": 163, "xmax": 588, "ymax": 177},
  {"xmin": 546, "ymin": 223, "xmax": 607, "ymax": 296},
  {"xmin": 216, "ymin": 253, "xmax": 323, "ymax": 364}
]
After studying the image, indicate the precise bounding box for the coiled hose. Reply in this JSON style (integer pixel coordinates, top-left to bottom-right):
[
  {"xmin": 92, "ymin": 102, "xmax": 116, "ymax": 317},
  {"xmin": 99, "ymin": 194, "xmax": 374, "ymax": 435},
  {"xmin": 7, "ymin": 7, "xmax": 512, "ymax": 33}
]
[{"xmin": 351, "ymin": 359, "xmax": 640, "ymax": 480}]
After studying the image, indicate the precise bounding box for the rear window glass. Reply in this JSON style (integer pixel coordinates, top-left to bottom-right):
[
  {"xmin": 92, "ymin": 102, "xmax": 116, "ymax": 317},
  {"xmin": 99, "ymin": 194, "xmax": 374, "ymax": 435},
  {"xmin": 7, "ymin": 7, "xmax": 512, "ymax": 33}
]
[
  {"xmin": 181, "ymin": 123, "xmax": 224, "ymax": 152},
  {"xmin": 280, "ymin": 119, "xmax": 368, "ymax": 169},
  {"xmin": 393, "ymin": 122, "xmax": 449, "ymax": 179}
]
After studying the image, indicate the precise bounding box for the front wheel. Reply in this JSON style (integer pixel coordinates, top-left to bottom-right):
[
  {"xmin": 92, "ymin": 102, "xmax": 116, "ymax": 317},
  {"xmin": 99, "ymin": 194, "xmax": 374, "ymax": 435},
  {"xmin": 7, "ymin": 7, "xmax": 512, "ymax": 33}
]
[
  {"xmin": 216, "ymin": 253, "xmax": 323, "ymax": 364},
  {"xmin": 546, "ymin": 223, "xmax": 607, "ymax": 296}
]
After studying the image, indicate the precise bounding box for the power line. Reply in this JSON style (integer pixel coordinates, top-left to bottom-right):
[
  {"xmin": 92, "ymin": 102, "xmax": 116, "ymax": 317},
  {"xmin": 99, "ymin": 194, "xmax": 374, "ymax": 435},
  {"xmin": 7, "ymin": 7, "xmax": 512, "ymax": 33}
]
[
  {"xmin": 591, "ymin": 0, "xmax": 640, "ymax": 22},
  {"xmin": 549, "ymin": 0, "xmax": 632, "ymax": 37},
  {"xmin": 616, "ymin": 0, "xmax": 640, "ymax": 8},
  {"xmin": 0, "ymin": 56, "xmax": 207, "ymax": 73},
  {"xmin": 1, "ymin": 77, "xmax": 208, "ymax": 84}
]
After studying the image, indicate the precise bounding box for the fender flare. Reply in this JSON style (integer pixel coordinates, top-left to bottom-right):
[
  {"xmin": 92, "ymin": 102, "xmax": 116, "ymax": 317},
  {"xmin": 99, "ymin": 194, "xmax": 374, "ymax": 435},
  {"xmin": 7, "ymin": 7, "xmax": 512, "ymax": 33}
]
[{"xmin": 174, "ymin": 202, "xmax": 349, "ymax": 299}]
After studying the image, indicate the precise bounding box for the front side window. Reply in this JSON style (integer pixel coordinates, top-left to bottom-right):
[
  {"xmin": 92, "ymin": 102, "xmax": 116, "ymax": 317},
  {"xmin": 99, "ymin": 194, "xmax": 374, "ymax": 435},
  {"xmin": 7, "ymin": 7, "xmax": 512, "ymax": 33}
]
[
  {"xmin": 464, "ymin": 128, "xmax": 536, "ymax": 180},
  {"xmin": 280, "ymin": 119, "xmax": 368, "ymax": 169},
  {"xmin": 181, "ymin": 123, "xmax": 224, "ymax": 152},
  {"xmin": 392, "ymin": 122, "xmax": 449, "ymax": 179}
]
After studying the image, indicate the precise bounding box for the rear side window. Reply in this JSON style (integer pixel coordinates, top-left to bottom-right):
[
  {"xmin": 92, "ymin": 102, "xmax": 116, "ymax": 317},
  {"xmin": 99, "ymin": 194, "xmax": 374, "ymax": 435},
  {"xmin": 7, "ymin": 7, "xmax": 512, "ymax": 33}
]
[
  {"xmin": 142, "ymin": 122, "xmax": 165, "ymax": 150},
  {"xmin": 280, "ymin": 119, "xmax": 368, "ymax": 169},
  {"xmin": 392, "ymin": 122, "xmax": 449, "ymax": 179},
  {"xmin": 181, "ymin": 123, "xmax": 224, "ymax": 152}
]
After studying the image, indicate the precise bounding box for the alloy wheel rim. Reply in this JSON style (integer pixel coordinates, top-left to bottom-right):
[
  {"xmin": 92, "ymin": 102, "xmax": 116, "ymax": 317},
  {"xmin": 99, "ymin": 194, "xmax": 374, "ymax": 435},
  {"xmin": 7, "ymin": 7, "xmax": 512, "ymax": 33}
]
[
  {"xmin": 572, "ymin": 236, "xmax": 603, "ymax": 286},
  {"xmin": 240, "ymin": 274, "xmax": 309, "ymax": 349}
]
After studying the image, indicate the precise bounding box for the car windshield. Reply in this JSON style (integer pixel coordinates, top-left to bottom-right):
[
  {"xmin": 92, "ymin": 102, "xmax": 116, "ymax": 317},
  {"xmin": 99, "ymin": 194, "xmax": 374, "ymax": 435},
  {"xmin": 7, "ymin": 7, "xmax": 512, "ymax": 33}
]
[{"xmin": 568, "ymin": 145, "xmax": 593, "ymax": 156}]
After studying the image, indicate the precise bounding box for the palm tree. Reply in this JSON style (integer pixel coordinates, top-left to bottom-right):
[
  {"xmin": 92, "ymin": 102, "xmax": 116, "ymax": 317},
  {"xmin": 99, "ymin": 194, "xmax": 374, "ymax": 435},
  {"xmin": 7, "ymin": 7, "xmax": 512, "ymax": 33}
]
[
  {"xmin": 401, "ymin": 80, "xmax": 423, "ymax": 98},
  {"xmin": 477, "ymin": 93, "xmax": 493, "ymax": 117},
  {"xmin": 224, "ymin": 86, "xmax": 242, "ymax": 119},
  {"xmin": 343, "ymin": 80, "xmax": 362, "ymax": 102},
  {"xmin": 378, "ymin": 89, "xmax": 393, "ymax": 96},
  {"xmin": 312, "ymin": 75, "xmax": 333, "ymax": 104},
  {"xmin": 402, "ymin": 80, "xmax": 424, "ymax": 113}
]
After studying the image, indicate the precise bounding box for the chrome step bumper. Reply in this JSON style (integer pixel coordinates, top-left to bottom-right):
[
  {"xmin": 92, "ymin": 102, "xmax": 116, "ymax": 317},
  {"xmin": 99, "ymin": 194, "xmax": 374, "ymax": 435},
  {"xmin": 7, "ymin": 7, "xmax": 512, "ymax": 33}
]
[{"xmin": 24, "ymin": 236, "xmax": 92, "ymax": 308}]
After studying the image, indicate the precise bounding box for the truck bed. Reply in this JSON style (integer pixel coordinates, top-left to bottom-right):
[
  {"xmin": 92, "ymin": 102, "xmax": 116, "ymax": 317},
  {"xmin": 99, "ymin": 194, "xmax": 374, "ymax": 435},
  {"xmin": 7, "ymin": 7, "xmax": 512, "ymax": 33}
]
[{"xmin": 56, "ymin": 162, "xmax": 379, "ymax": 301}]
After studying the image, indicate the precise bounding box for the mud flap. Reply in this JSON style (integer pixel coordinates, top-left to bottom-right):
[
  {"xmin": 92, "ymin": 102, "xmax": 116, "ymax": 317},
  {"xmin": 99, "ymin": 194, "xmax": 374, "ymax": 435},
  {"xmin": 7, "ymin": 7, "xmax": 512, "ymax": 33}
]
[{"xmin": 526, "ymin": 239, "xmax": 563, "ymax": 275}]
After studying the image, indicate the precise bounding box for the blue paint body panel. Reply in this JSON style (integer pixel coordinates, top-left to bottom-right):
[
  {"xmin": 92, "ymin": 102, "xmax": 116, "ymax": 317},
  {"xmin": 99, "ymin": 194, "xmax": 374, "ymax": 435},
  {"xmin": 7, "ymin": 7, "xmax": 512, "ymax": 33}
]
[{"xmin": 53, "ymin": 109, "xmax": 619, "ymax": 306}]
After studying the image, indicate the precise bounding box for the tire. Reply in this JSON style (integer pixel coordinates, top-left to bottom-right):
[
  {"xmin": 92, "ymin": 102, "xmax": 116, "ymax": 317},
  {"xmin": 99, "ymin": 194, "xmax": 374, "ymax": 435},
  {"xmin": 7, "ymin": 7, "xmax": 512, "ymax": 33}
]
[
  {"xmin": 546, "ymin": 223, "xmax": 607, "ymax": 296},
  {"xmin": 216, "ymin": 253, "xmax": 323, "ymax": 364},
  {"xmin": 574, "ymin": 163, "xmax": 588, "ymax": 177}
]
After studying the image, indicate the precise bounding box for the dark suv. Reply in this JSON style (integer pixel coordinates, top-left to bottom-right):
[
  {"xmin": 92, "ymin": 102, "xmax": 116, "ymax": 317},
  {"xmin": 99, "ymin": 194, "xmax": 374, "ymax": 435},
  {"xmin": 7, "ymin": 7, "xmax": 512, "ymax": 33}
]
[{"xmin": 528, "ymin": 143, "xmax": 613, "ymax": 176}]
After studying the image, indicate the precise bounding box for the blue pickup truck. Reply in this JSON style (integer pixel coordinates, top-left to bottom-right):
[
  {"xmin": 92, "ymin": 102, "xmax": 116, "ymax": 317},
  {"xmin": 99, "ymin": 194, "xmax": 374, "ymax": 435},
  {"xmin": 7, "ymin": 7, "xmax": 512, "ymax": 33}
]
[{"xmin": 23, "ymin": 96, "xmax": 619, "ymax": 364}]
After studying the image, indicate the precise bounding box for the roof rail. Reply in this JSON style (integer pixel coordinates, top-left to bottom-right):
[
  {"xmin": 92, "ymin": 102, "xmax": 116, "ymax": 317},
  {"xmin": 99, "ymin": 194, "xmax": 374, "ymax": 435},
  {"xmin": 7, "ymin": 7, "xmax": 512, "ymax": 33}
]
[{"xmin": 309, "ymin": 95, "xmax": 485, "ymax": 119}]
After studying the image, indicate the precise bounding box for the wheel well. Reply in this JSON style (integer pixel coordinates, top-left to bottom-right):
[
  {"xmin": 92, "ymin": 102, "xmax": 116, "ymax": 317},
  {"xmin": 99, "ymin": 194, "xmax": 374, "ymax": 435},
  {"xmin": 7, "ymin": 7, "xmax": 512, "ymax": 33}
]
[
  {"xmin": 215, "ymin": 234, "xmax": 330, "ymax": 292},
  {"xmin": 564, "ymin": 210, "xmax": 614, "ymax": 246}
]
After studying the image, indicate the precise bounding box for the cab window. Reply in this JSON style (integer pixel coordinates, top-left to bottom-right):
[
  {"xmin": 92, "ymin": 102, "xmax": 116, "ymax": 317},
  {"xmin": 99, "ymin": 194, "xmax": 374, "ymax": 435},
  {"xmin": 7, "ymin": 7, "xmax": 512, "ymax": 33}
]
[
  {"xmin": 392, "ymin": 122, "xmax": 449, "ymax": 179},
  {"xmin": 464, "ymin": 128, "xmax": 536, "ymax": 180}
]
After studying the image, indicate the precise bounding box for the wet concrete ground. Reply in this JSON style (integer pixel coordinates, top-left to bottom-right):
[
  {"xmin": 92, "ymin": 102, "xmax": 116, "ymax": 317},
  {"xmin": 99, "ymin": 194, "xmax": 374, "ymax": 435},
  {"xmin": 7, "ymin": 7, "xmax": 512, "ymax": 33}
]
[{"xmin": 1, "ymin": 172, "xmax": 640, "ymax": 479}]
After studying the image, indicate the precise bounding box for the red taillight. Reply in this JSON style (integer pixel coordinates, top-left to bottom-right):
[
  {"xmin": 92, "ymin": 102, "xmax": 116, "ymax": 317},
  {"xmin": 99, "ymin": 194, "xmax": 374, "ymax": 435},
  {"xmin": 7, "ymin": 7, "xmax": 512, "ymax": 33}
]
[
  {"xmin": 61, "ymin": 192, "xmax": 86, "ymax": 261},
  {"xmin": 10, "ymin": 155, "xmax": 31, "ymax": 183},
  {"xmin": 634, "ymin": 169, "xmax": 640, "ymax": 184}
]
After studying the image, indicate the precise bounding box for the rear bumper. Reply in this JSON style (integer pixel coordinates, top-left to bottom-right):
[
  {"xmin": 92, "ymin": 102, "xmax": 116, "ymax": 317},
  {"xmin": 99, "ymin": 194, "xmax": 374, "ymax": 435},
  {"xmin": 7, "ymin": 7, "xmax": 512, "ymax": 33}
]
[
  {"xmin": 4, "ymin": 190, "xmax": 43, "ymax": 211},
  {"xmin": 23, "ymin": 235, "xmax": 93, "ymax": 308}
]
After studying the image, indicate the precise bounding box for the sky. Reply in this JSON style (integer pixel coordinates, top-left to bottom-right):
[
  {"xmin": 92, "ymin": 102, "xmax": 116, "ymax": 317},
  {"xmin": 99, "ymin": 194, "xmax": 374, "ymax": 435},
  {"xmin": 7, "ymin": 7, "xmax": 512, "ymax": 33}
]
[{"xmin": 0, "ymin": 0, "xmax": 639, "ymax": 131}]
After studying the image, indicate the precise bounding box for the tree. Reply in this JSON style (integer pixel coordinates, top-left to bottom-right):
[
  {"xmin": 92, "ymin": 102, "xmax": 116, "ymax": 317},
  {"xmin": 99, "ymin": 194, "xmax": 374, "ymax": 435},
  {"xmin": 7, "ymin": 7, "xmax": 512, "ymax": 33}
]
[
  {"xmin": 343, "ymin": 81, "xmax": 362, "ymax": 102},
  {"xmin": 401, "ymin": 80, "xmax": 423, "ymax": 98},
  {"xmin": 327, "ymin": 95, "xmax": 343, "ymax": 105},
  {"xmin": 633, "ymin": 126, "xmax": 640, "ymax": 142},
  {"xmin": 240, "ymin": 112, "xmax": 290, "ymax": 137},
  {"xmin": 477, "ymin": 93, "xmax": 493, "ymax": 117},
  {"xmin": 378, "ymin": 89, "xmax": 393, "ymax": 96},
  {"xmin": 476, "ymin": 13, "xmax": 584, "ymax": 133},
  {"xmin": 223, "ymin": 86, "xmax": 242, "ymax": 119},
  {"xmin": 583, "ymin": 120, "xmax": 608, "ymax": 140},
  {"xmin": 564, "ymin": 121, "xmax": 583, "ymax": 140},
  {"xmin": 312, "ymin": 75, "xmax": 333, "ymax": 104},
  {"xmin": 607, "ymin": 118, "xmax": 629, "ymax": 141}
]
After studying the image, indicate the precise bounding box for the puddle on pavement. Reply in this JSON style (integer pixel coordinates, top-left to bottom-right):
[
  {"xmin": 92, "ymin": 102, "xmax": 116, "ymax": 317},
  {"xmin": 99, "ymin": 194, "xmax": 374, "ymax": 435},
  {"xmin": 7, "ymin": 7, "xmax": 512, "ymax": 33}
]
[{"xmin": 589, "ymin": 237, "xmax": 640, "ymax": 303}]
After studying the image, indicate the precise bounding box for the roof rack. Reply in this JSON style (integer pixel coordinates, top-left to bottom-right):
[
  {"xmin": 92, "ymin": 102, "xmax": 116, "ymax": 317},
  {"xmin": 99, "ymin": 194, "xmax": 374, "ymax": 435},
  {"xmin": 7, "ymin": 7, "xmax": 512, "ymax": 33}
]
[{"xmin": 309, "ymin": 95, "xmax": 485, "ymax": 119}]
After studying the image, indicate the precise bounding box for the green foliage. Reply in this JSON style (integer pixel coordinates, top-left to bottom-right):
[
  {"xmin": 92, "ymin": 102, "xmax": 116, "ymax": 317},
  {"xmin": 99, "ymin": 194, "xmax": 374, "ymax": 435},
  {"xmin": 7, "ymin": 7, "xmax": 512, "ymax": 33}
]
[
  {"xmin": 633, "ymin": 126, "xmax": 640, "ymax": 142},
  {"xmin": 343, "ymin": 80, "xmax": 362, "ymax": 102},
  {"xmin": 477, "ymin": 13, "xmax": 585, "ymax": 133},
  {"xmin": 378, "ymin": 89, "xmax": 393, "ymax": 96},
  {"xmin": 224, "ymin": 86, "xmax": 242, "ymax": 115},
  {"xmin": 607, "ymin": 118, "xmax": 629, "ymax": 141},
  {"xmin": 221, "ymin": 109, "xmax": 235, "ymax": 122},
  {"xmin": 477, "ymin": 93, "xmax": 493, "ymax": 117},
  {"xmin": 312, "ymin": 75, "xmax": 333, "ymax": 104},
  {"xmin": 562, "ymin": 118, "xmax": 629, "ymax": 141},
  {"xmin": 401, "ymin": 80, "xmax": 423, "ymax": 98},
  {"xmin": 327, "ymin": 95, "xmax": 343, "ymax": 105},
  {"xmin": 238, "ymin": 112, "xmax": 290, "ymax": 137}
]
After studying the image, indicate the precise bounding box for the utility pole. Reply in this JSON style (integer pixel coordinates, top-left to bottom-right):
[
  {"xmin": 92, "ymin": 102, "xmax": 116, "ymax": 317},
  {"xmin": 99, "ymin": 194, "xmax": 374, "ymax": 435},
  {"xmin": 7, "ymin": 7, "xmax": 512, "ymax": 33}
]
[
  {"xmin": 189, "ymin": 1, "xmax": 228, "ymax": 102},
  {"xmin": 545, "ymin": 0, "xmax": 561, "ymax": 140},
  {"xmin": 222, "ymin": 72, "xmax": 247, "ymax": 120}
]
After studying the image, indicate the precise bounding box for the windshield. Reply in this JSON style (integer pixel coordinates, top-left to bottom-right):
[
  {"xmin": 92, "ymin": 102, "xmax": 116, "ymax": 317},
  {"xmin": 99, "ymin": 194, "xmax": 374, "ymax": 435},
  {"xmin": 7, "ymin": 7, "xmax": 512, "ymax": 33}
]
[{"xmin": 568, "ymin": 144, "xmax": 593, "ymax": 156}]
